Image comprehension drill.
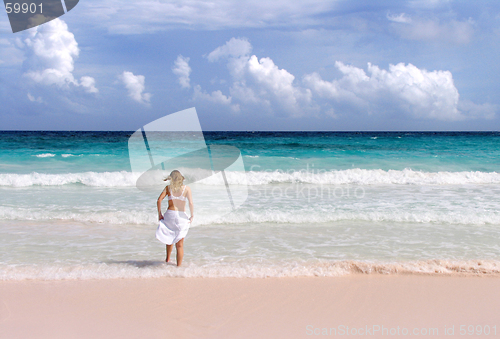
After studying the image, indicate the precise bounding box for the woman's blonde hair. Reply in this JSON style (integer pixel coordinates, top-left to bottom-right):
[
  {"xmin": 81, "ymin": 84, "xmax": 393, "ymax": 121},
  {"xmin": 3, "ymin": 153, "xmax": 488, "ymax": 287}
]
[{"xmin": 165, "ymin": 170, "xmax": 184, "ymax": 192}]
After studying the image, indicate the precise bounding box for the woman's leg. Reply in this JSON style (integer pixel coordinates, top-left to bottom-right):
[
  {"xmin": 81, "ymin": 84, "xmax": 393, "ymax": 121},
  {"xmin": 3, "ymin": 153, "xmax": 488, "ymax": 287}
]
[
  {"xmin": 166, "ymin": 244, "xmax": 173, "ymax": 262},
  {"xmin": 175, "ymin": 238, "xmax": 184, "ymax": 266}
]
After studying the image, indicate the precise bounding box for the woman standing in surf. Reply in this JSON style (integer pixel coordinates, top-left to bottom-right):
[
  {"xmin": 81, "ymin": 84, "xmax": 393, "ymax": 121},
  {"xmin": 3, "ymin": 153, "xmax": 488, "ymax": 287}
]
[{"xmin": 156, "ymin": 170, "xmax": 194, "ymax": 266}]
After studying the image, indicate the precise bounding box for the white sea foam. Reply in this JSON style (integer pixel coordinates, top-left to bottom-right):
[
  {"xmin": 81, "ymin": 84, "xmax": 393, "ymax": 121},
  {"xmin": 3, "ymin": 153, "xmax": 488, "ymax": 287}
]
[
  {"xmin": 0, "ymin": 206, "xmax": 155, "ymax": 225},
  {"xmin": 1, "ymin": 259, "xmax": 498, "ymax": 280},
  {"xmin": 34, "ymin": 153, "xmax": 56, "ymax": 158},
  {"xmin": 203, "ymin": 209, "xmax": 500, "ymax": 226},
  {"xmin": 2, "ymin": 169, "xmax": 500, "ymax": 187},
  {"xmin": 174, "ymin": 168, "xmax": 500, "ymax": 186},
  {"xmin": 0, "ymin": 171, "xmax": 139, "ymax": 187},
  {"xmin": 1, "ymin": 205, "xmax": 499, "ymax": 226},
  {"xmin": 242, "ymin": 168, "xmax": 500, "ymax": 186}
]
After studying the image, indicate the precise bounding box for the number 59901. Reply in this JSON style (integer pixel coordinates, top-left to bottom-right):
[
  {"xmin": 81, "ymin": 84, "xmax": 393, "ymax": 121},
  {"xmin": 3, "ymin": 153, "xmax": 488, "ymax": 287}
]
[{"xmin": 5, "ymin": 2, "xmax": 43, "ymax": 14}]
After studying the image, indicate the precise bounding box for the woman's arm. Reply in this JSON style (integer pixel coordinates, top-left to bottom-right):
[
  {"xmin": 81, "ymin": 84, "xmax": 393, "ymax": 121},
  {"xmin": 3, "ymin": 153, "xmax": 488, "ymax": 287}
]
[
  {"xmin": 186, "ymin": 186, "xmax": 194, "ymax": 223},
  {"xmin": 157, "ymin": 186, "xmax": 168, "ymax": 220}
]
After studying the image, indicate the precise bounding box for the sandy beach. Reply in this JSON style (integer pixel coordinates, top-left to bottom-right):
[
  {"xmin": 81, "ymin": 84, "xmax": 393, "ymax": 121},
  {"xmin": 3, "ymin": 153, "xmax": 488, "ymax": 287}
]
[{"xmin": 1, "ymin": 275, "xmax": 499, "ymax": 338}]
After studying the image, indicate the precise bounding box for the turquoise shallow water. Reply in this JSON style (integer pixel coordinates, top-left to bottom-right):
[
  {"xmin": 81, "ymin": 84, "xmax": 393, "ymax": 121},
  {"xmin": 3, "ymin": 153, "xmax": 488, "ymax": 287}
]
[
  {"xmin": 2, "ymin": 131, "xmax": 500, "ymax": 173},
  {"xmin": 1, "ymin": 131, "xmax": 500, "ymax": 279}
]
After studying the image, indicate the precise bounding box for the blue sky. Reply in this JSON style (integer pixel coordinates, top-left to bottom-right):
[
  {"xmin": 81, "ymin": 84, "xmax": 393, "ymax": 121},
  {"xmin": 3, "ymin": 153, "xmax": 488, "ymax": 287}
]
[{"xmin": 1, "ymin": 0, "xmax": 500, "ymax": 131}]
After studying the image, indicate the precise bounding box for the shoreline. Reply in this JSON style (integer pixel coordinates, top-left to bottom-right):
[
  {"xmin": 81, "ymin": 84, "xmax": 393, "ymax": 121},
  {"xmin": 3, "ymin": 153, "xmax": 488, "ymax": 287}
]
[
  {"xmin": 1, "ymin": 275, "xmax": 499, "ymax": 338},
  {"xmin": 2, "ymin": 258, "xmax": 500, "ymax": 281}
]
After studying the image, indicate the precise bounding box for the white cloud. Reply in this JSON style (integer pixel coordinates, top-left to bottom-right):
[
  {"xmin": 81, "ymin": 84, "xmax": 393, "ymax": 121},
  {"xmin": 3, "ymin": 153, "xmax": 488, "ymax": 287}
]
[
  {"xmin": 245, "ymin": 55, "xmax": 312, "ymax": 112},
  {"xmin": 80, "ymin": 76, "xmax": 98, "ymax": 93},
  {"xmin": 207, "ymin": 37, "xmax": 252, "ymax": 62},
  {"xmin": 193, "ymin": 85, "xmax": 239, "ymax": 112},
  {"xmin": 172, "ymin": 55, "xmax": 192, "ymax": 89},
  {"xmin": 229, "ymin": 82, "xmax": 261, "ymax": 105},
  {"xmin": 77, "ymin": 0, "xmax": 337, "ymax": 34},
  {"xmin": 24, "ymin": 19, "xmax": 78, "ymax": 87},
  {"xmin": 193, "ymin": 85, "xmax": 231, "ymax": 104},
  {"xmin": 190, "ymin": 37, "xmax": 494, "ymax": 121},
  {"xmin": 387, "ymin": 13, "xmax": 412, "ymax": 24},
  {"xmin": 23, "ymin": 18, "xmax": 98, "ymax": 92},
  {"xmin": 27, "ymin": 93, "xmax": 43, "ymax": 103},
  {"xmin": 205, "ymin": 38, "xmax": 315, "ymax": 116},
  {"xmin": 390, "ymin": 17, "xmax": 475, "ymax": 44},
  {"xmin": 304, "ymin": 62, "xmax": 471, "ymax": 121},
  {"xmin": 119, "ymin": 71, "xmax": 151, "ymax": 104}
]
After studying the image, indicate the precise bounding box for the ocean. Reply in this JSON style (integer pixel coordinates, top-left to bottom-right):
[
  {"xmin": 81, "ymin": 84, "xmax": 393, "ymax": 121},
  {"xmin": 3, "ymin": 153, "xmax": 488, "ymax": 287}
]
[{"xmin": 1, "ymin": 131, "xmax": 500, "ymax": 280}]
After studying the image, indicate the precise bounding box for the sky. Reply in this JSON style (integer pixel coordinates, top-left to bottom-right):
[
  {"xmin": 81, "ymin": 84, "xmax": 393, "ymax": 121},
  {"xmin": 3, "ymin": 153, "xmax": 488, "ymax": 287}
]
[{"xmin": 1, "ymin": 0, "xmax": 500, "ymax": 131}]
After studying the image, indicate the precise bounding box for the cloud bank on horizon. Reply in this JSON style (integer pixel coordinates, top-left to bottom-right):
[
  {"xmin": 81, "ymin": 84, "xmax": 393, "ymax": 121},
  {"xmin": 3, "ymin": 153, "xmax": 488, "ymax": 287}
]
[
  {"xmin": 179, "ymin": 37, "xmax": 494, "ymax": 122},
  {"xmin": 0, "ymin": 0, "xmax": 499, "ymax": 130}
]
